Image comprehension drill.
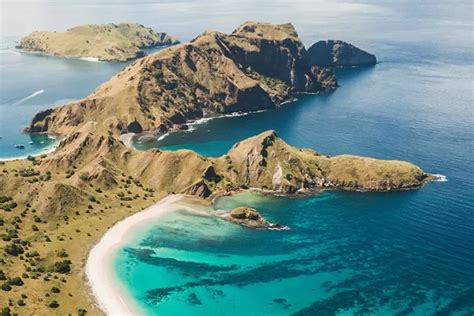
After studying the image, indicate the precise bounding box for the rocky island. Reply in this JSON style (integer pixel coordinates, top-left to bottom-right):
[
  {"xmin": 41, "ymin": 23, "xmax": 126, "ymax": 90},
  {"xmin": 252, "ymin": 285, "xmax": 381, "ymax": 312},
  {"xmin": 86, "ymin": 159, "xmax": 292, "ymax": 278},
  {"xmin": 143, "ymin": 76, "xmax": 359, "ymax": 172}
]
[
  {"xmin": 226, "ymin": 207, "xmax": 284, "ymax": 229},
  {"xmin": 0, "ymin": 22, "xmax": 433, "ymax": 315},
  {"xmin": 306, "ymin": 40, "xmax": 377, "ymax": 67},
  {"xmin": 16, "ymin": 23, "xmax": 179, "ymax": 62}
]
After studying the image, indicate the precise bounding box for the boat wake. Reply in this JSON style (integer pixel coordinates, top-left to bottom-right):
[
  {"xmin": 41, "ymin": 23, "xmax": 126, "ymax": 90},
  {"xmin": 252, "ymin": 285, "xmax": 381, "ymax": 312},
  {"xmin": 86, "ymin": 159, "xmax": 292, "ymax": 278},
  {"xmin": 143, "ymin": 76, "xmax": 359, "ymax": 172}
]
[
  {"xmin": 432, "ymin": 174, "xmax": 448, "ymax": 182},
  {"xmin": 12, "ymin": 89, "xmax": 44, "ymax": 105}
]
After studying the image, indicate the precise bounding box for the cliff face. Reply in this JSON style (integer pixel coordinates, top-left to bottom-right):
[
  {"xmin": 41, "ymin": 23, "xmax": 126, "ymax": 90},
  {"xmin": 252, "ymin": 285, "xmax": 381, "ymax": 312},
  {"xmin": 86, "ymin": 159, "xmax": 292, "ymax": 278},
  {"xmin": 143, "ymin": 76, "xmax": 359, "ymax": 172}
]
[
  {"xmin": 306, "ymin": 40, "xmax": 377, "ymax": 67},
  {"xmin": 17, "ymin": 23, "xmax": 179, "ymax": 62},
  {"xmin": 26, "ymin": 22, "xmax": 338, "ymax": 136}
]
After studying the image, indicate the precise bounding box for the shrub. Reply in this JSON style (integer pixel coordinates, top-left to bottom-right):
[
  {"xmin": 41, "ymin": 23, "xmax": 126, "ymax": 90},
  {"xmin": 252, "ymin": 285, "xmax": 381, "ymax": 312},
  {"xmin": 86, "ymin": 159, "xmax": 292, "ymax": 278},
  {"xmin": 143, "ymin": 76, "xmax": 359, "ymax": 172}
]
[
  {"xmin": 0, "ymin": 271, "xmax": 5, "ymax": 281},
  {"xmin": 51, "ymin": 286, "xmax": 60, "ymax": 293},
  {"xmin": 4, "ymin": 243, "xmax": 24, "ymax": 256},
  {"xmin": 78, "ymin": 308, "xmax": 87, "ymax": 316},
  {"xmin": 56, "ymin": 249, "xmax": 69, "ymax": 258},
  {"xmin": 53, "ymin": 260, "xmax": 71, "ymax": 273},
  {"xmin": 47, "ymin": 300, "xmax": 59, "ymax": 308},
  {"xmin": 0, "ymin": 201, "xmax": 17, "ymax": 211},
  {"xmin": 0, "ymin": 283, "xmax": 11, "ymax": 291},
  {"xmin": 7, "ymin": 277, "xmax": 23, "ymax": 286},
  {"xmin": 0, "ymin": 196, "xmax": 11, "ymax": 203},
  {"xmin": 1, "ymin": 307, "xmax": 11, "ymax": 316},
  {"xmin": 18, "ymin": 168, "xmax": 40, "ymax": 177}
]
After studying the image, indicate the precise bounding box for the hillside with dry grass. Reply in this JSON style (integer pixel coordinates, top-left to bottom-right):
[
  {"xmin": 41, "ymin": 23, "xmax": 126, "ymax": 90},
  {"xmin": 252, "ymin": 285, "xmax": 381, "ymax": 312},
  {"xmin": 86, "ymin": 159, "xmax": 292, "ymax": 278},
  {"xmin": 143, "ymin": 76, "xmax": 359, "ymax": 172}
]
[{"xmin": 17, "ymin": 23, "xmax": 179, "ymax": 61}]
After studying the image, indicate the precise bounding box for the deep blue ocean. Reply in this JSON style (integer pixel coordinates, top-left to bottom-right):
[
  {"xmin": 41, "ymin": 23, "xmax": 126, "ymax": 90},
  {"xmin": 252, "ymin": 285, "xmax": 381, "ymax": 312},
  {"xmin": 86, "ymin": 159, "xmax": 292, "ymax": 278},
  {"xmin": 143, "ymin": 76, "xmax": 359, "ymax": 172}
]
[{"xmin": 1, "ymin": 0, "xmax": 473, "ymax": 314}]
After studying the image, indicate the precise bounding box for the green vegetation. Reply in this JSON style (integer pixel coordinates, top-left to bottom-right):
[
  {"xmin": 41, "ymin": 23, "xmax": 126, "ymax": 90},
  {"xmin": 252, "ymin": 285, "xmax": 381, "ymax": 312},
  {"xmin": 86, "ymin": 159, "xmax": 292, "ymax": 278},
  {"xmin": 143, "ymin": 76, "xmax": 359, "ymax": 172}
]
[
  {"xmin": 4, "ymin": 243, "xmax": 24, "ymax": 256},
  {"xmin": 48, "ymin": 300, "xmax": 59, "ymax": 308},
  {"xmin": 18, "ymin": 168, "xmax": 40, "ymax": 177},
  {"xmin": 52, "ymin": 260, "xmax": 72, "ymax": 273}
]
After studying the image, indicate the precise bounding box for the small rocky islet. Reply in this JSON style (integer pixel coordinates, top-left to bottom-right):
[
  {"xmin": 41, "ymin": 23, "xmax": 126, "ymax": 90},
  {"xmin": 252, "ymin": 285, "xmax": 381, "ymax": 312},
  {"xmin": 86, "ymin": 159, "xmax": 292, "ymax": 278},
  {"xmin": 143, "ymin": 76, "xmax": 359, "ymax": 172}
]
[{"xmin": 225, "ymin": 206, "xmax": 284, "ymax": 229}]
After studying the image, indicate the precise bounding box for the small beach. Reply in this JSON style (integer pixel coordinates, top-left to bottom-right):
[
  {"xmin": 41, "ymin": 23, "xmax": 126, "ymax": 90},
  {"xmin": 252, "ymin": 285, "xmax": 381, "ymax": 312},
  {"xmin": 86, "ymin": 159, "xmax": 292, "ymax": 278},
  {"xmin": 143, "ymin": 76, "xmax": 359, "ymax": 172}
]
[{"xmin": 85, "ymin": 194, "xmax": 209, "ymax": 315}]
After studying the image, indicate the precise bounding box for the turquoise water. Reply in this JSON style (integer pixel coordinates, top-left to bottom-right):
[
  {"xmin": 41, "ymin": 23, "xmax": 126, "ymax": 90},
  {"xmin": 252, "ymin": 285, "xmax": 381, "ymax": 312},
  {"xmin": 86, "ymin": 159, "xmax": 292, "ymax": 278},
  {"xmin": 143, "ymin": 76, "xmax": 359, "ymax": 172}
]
[
  {"xmin": 115, "ymin": 190, "xmax": 473, "ymax": 315},
  {"xmin": 1, "ymin": 0, "xmax": 473, "ymax": 314}
]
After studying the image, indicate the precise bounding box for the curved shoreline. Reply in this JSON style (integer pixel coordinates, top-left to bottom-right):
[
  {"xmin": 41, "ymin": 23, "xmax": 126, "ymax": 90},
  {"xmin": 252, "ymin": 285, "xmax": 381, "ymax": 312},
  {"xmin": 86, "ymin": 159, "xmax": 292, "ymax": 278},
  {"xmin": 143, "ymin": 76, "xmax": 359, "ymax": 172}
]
[
  {"xmin": 85, "ymin": 194, "xmax": 207, "ymax": 315},
  {"xmin": 0, "ymin": 142, "xmax": 58, "ymax": 162}
]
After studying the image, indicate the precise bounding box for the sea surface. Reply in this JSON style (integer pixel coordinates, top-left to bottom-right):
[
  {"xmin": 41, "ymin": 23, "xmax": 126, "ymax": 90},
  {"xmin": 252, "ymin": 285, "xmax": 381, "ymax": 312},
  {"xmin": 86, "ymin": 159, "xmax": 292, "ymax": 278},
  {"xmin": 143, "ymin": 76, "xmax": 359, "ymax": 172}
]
[{"xmin": 1, "ymin": 0, "xmax": 473, "ymax": 314}]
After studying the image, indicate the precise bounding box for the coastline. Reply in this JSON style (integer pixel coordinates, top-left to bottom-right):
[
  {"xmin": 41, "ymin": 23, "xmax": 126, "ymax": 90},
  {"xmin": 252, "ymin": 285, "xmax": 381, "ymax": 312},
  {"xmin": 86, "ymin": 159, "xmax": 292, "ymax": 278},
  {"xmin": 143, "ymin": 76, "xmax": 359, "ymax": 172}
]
[
  {"xmin": 85, "ymin": 194, "xmax": 210, "ymax": 316},
  {"xmin": 121, "ymin": 107, "xmax": 279, "ymax": 149},
  {"xmin": 0, "ymin": 142, "xmax": 58, "ymax": 162}
]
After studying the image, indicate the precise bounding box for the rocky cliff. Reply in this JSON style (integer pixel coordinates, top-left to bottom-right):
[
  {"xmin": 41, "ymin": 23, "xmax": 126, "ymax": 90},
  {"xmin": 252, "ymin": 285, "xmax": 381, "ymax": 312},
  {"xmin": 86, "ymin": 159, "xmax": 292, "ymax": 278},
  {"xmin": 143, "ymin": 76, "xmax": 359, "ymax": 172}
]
[
  {"xmin": 214, "ymin": 131, "xmax": 430, "ymax": 193},
  {"xmin": 26, "ymin": 22, "xmax": 338, "ymax": 136},
  {"xmin": 17, "ymin": 23, "xmax": 179, "ymax": 61},
  {"xmin": 306, "ymin": 40, "xmax": 376, "ymax": 67}
]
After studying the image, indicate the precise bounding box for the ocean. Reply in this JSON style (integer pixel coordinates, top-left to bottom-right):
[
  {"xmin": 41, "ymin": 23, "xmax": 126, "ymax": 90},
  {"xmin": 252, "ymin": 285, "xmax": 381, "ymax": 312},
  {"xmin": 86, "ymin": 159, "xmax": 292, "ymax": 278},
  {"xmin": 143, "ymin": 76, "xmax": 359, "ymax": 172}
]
[{"xmin": 1, "ymin": 0, "xmax": 473, "ymax": 314}]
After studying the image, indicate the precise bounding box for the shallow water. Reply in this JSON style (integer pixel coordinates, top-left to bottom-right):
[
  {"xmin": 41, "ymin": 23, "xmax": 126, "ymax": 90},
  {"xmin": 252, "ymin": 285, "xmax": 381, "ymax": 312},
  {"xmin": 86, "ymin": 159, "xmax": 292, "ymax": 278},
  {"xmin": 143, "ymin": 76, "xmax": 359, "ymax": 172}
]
[
  {"xmin": 115, "ymin": 189, "xmax": 473, "ymax": 315},
  {"xmin": 1, "ymin": 0, "xmax": 473, "ymax": 314}
]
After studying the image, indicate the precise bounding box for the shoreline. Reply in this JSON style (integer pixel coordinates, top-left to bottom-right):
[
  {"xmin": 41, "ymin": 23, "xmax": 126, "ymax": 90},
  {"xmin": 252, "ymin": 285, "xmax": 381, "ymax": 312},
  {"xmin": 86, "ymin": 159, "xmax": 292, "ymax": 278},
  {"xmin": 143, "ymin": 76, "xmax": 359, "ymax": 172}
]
[
  {"xmin": 0, "ymin": 142, "xmax": 58, "ymax": 162},
  {"xmin": 85, "ymin": 194, "xmax": 209, "ymax": 316}
]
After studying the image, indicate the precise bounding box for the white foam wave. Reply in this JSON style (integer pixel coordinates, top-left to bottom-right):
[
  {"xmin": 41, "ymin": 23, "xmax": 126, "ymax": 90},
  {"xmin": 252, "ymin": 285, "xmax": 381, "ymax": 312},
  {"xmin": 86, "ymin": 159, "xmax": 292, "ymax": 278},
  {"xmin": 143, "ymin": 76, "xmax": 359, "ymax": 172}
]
[
  {"xmin": 80, "ymin": 57, "xmax": 100, "ymax": 62},
  {"xmin": 432, "ymin": 174, "xmax": 448, "ymax": 182},
  {"xmin": 157, "ymin": 132, "xmax": 169, "ymax": 141},
  {"xmin": 268, "ymin": 225, "xmax": 291, "ymax": 231},
  {"xmin": 186, "ymin": 109, "xmax": 269, "ymax": 128},
  {"xmin": 12, "ymin": 89, "xmax": 45, "ymax": 105}
]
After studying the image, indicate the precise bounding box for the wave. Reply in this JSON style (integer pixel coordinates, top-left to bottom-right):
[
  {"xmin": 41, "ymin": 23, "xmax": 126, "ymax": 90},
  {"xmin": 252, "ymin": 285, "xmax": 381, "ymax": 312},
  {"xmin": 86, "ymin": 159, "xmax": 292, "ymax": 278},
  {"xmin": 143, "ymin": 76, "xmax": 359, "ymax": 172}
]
[
  {"xmin": 157, "ymin": 132, "xmax": 170, "ymax": 141},
  {"xmin": 12, "ymin": 89, "xmax": 45, "ymax": 105},
  {"xmin": 80, "ymin": 57, "xmax": 101, "ymax": 62},
  {"xmin": 268, "ymin": 225, "xmax": 291, "ymax": 231},
  {"xmin": 155, "ymin": 110, "xmax": 269, "ymax": 142},
  {"xmin": 186, "ymin": 109, "xmax": 269, "ymax": 129},
  {"xmin": 432, "ymin": 174, "xmax": 448, "ymax": 182}
]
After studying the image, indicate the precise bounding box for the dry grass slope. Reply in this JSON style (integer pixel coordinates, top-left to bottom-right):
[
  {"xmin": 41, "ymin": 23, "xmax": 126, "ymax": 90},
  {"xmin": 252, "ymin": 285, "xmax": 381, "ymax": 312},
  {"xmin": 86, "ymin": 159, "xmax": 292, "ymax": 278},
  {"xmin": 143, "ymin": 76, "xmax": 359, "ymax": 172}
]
[{"xmin": 17, "ymin": 23, "xmax": 179, "ymax": 61}]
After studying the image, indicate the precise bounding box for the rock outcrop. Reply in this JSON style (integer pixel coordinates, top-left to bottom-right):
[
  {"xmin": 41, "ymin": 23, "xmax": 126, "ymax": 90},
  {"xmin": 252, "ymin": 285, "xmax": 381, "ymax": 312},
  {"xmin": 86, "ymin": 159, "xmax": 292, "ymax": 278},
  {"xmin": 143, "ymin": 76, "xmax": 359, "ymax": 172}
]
[
  {"xmin": 306, "ymin": 40, "xmax": 376, "ymax": 67},
  {"xmin": 17, "ymin": 23, "xmax": 179, "ymax": 62},
  {"xmin": 25, "ymin": 22, "xmax": 338, "ymax": 136},
  {"xmin": 226, "ymin": 207, "xmax": 281, "ymax": 229}
]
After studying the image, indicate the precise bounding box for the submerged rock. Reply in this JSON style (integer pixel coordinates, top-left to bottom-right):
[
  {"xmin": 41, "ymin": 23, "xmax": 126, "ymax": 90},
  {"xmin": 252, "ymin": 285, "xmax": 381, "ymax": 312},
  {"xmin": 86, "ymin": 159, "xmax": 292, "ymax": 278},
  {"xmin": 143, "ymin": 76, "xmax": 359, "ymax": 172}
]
[{"xmin": 306, "ymin": 40, "xmax": 376, "ymax": 67}]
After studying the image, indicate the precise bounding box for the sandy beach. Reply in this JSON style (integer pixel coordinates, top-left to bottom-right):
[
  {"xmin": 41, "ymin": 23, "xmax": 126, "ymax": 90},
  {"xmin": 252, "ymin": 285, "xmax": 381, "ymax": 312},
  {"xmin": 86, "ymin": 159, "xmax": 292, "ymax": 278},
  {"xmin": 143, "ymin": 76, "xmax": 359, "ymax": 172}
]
[{"xmin": 86, "ymin": 194, "xmax": 204, "ymax": 315}]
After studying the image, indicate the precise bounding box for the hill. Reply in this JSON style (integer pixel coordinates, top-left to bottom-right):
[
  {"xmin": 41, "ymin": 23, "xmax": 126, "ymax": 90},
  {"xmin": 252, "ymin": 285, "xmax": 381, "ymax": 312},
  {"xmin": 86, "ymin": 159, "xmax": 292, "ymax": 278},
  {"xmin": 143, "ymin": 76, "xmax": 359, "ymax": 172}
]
[{"xmin": 17, "ymin": 23, "xmax": 179, "ymax": 61}]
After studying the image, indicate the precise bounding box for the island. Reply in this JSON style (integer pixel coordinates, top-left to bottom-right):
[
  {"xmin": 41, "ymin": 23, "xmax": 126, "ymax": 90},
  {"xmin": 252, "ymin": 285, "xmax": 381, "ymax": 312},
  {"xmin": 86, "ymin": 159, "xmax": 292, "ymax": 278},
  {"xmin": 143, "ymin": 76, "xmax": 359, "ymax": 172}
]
[
  {"xmin": 225, "ymin": 207, "xmax": 284, "ymax": 229},
  {"xmin": 16, "ymin": 23, "xmax": 180, "ymax": 62},
  {"xmin": 306, "ymin": 40, "xmax": 377, "ymax": 67},
  {"xmin": 0, "ymin": 21, "xmax": 433, "ymax": 315}
]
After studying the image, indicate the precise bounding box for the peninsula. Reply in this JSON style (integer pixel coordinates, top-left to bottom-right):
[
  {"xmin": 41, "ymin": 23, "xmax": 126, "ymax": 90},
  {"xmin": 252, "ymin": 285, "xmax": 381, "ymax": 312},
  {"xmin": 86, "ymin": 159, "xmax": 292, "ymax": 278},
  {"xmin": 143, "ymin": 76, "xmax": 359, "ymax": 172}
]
[
  {"xmin": 16, "ymin": 23, "xmax": 179, "ymax": 62},
  {"xmin": 0, "ymin": 22, "xmax": 433, "ymax": 315}
]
